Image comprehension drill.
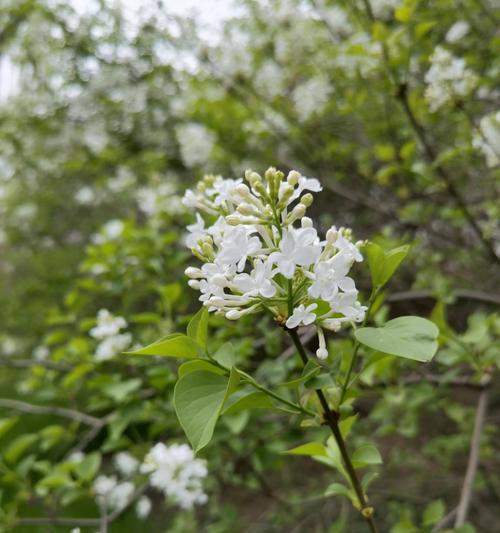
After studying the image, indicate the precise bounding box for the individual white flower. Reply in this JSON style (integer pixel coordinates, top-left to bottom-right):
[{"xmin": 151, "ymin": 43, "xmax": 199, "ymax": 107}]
[
  {"xmin": 114, "ymin": 452, "xmax": 139, "ymax": 477},
  {"xmin": 232, "ymin": 259, "xmax": 277, "ymax": 298},
  {"xmin": 216, "ymin": 226, "xmax": 262, "ymax": 272},
  {"xmin": 329, "ymin": 291, "xmax": 367, "ymax": 322},
  {"xmin": 205, "ymin": 176, "xmax": 242, "ymax": 207},
  {"xmin": 286, "ymin": 303, "xmax": 318, "ymax": 329},
  {"xmin": 269, "ymin": 227, "xmax": 322, "ymax": 279},
  {"xmin": 176, "ymin": 123, "xmax": 215, "ymax": 168},
  {"xmin": 445, "ymin": 21, "xmax": 470, "ymax": 43},
  {"xmin": 186, "ymin": 213, "xmax": 208, "ymax": 250},
  {"xmin": 95, "ymin": 333, "xmax": 132, "ymax": 361},
  {"xmin": 136, "ymin": 496, "xmax": 152, "ymax": 519},
  {"xmin": 141, "ymin": 443, "xmax": 208, "ymax": 510},
  {"xmin": 90, "ymin": 309, "xmax": 128, "ymax": 339},
  {"xmin": 307, "ymin": 253, "xmax": 356, "ymax": 301}
]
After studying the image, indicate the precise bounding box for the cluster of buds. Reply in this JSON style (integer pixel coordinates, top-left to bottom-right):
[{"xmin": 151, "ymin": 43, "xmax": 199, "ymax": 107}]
[{"xmin": 182, "ymin": 168, "xmax": 366, "ymax": 359}]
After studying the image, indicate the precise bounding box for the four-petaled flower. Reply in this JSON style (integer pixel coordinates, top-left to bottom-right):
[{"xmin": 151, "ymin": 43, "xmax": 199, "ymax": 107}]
[{"xmin": 286, "ymin": 303, "xmax": 318, "ymax": 329}]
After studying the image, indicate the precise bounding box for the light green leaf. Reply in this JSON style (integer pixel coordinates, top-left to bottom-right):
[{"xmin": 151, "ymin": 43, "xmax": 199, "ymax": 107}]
[
  {"xmin": 279, "ymin": 359, "xmax": 321, "ymax": 388},
  {"xmin": 212, "ymin": 342, "xmax": 236, "ymax": 368},
  {"xmin": 178, "ymin": 360, "xmax": 225, "ymax": 378},
  {"xmin": 284, "ymin": 442, "xmax": 327, "ymax": 457},
  {"xmin": 422, "ymin": 499, "xmax": 445, "ymax": 526},
  {"xmin": 103, "ymin": 378, "xmax": 142, "ymax": 403},
  {"xmin": 187, "ymin": 307, "xmax": 209, "ymax": 348},
  {"xmin": 174, "ymin": 369, "xmax": 239, "ymax": 453},
  {"xmin": 355, "ymin": 316, "xmax": 439, "ymax": 362},
  {"xmin": 5, "ymin": 434, "xmax": 38, "ymax": 464},
  {"xmin": 366, "ymin": 242, "xmax": 410, "ymax": 290},
  {"xmin": 352, "ymin": 444, "xmax": 383, "ymax": 467},
  {"xmin": 74, "ymin": 452, "xmax": 101, "ymax": 482},
  {"xmin": 324, "ymin": 482, "xmax": 352, "ymax": 498},
  {"xmin": 222, "ymin": 391, "xmax": 274, "ymax": 415},
  {"xmin": 126, "ymin": 333, "xmax": 199, "ymax": 359},
  {"xmin": 0, "ymin": 417, "xmax": 19, "ymax": 440}
]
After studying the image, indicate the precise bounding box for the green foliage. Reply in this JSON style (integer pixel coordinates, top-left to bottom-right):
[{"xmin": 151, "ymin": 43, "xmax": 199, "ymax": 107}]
[{"xmin": 355, "ymin": 316, "xmax": 439, "ymax": 362}]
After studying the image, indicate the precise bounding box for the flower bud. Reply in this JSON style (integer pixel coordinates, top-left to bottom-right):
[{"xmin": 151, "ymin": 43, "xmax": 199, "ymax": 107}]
[
  {"xmin": 185, "ymin": 267, "xmax": 203, "ymax": 279},
  {"xmin": 226, "ymin": 214, "xmax": 243, "ymax": 225},
  {"xmin": 188, "ymin": 280, "xmax": 201, "ymax": 290},
  {"xmin": 301, "ymin": 216, "xmax": 313, "ymax": 228},
  {"xmin": 322, "ymin": 318, "xmax": 342, "ymax": 332},
  {"xmin": 225, "ymin": 309, "xmax": 243, "ymax": 320},
  {"xmin": 237, "ymin": 203, "xmax": 258, "ymax": 216},
  {"xmin": 300, "ymin": 193, "xmax": 313, "ymax": 207},
  {"xmin": 326, "ymin": 227, "xmax": 338, "ymax": 244},
  {"xmin": 234, "ymin": 183, "xmax": 251, "ymax": 197},
  {"xmin": 265, "ymin": 167, "xmax": 277, "ymax": 181},
  {"xmin": 277, "ymin": 184, "xmax": 294, "ymax": 208},
  {"xmin": 316, "ymin": 347, "xmax": 329, "ymax": 359},
  {"xmin": 291, "ymin": 204, "xmax": 306, "ymax": 219},
  {"xmin": 201, "ymin": 242, "xmax": 214, "ymax": 257},
  {"xmin": 286, "ymin": 170, "xmax": 300, "ymax": 186}
]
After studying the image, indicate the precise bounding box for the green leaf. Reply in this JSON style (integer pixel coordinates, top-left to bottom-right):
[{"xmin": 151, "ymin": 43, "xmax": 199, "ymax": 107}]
[
  {"xmin": 422, "ymin": 499, "xmax": 445, "ymax": 526},
  {"xmin": 5, "ymin": 434, "xmax": 38, "ymax": 464},
  {"xmin": 279, "ymin": 359, "xmax": 321, "ymax": 388},
  {"xmin": 324, "ymin": 482, "xmax": 352, "ymax": 498},
  {"xmin": 222, "ymin": 391, "xmax": 273, "ymax": 415},
  {"xmin": 103, "ymin": 378, "xmax": 142, "ymax": 403},
  {"xmin": 0, "ymin": 417, "xmax": 19, "ymax": 440},
  {"xmin": 284, "ymin": 442, "xmax": 327, "ymax": 457},
  {"xmin": 352, "ymin": 444, "xmax": 383, "ymax": 467},
  {"xmin": 187, "ymin": 307, "xmax": 209, "ymax": 348},
  {"xmin": 126, "ymin": 333, "xmax": 199, "ymax": 359},
  {"xmin": 74, "ymin": 452, "xmax": 101, "ymax": 482},
  {"xmin": 366, "ymin": 242, "xmax": 410, "ymax": 290},
  {"xmin": 178, "ymin": 360, "xmax": 225, "ymax": 378},
  {"xmin": 212, "ymin": 342, "xmax": 236, "ymax": 368},
  {"xmin": 174, "ymin": 369, "xmax": 239, "ymax": 452},
  {"xmin": 355, "ymin": 316, "xmax": 439, "ymax": 362}
]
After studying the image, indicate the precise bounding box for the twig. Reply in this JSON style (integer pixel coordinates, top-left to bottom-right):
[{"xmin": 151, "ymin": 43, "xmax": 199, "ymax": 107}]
[
  {"xmin": 432, "ymin": 507, "xmax": 457, "ymax": 532},
  {"xmin": 0, "ymin": 357, "xmax": 71, "ymax": 371},
  {"xmin": 454, "ymin": 388, "xmax": 489, "ymax": 527},
  {"xmin": 0, "ymin": 398, "xmax": 103, "ymax": 427}
]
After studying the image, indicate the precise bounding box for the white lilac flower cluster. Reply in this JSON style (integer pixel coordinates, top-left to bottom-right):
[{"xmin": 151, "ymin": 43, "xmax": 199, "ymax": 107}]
[
  {"xmin": 424, "ymin": 46, "xmax": 478, "ymax": 112},
  {"xmin": 89, "ymin": 309, "xmax": 132, "ymax": 362},
  {"xmin": 183, "ymin": 168, "xmax": 366, "ymax": 359},
  {"xmin": 141, "ymin": 443, "xmax": 208, "ymax": 510}
]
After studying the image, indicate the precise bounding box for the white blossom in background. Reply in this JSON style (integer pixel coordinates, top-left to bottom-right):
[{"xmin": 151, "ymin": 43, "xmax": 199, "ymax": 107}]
[
  {"xmin": 183, "ymin": 167, "xmax": 366, "ymax": 360},
  {"xmin": 141, "ymin": 442, "xmax": 208, "ymax": 510},
  {"xmin": 473, "ymin": 110, "xmax": 500, "ymax": 167},
  {"xmin": 74, "ymin": 186, "xmax": 96, "ymax": 205},
  {"xmin": 32, "ymin": 345, "xmax": 49, "ymax": 361},
  {"xmin": 136, "ymin": 496, "xmax": 152, "ymax": 519},
  {"xmin": 424, "ymin": 46, "xmax": 478, "ymax": 111},
  {"xmin": 89, "ymin": 309, "xmax": 132, "ymax": 362},
  {"xmin": 137, "ymin": 181, "xmax": 185, "ymax": 218},
  {"xmin": 370, "ymin": 0, "xmax": 401, "ymax": 17},
  {"xmin": 292, "ymin": 76, "xmax": 332, "ymax": 122},
  {"xmin": 176, "ymin": 123, "xmax": 215, "ymax": 168},
  {"xmin": 321, "ymin": 6, "xmax": 352, "ymax": 36},
  {"xmin": 254, "ymin": 60, "xmax": 284, "ymax": 100},
  {"xmin": 91, "ymin": 219, "xmax": 125, "ymax": 244},
  {"xmin": 93, "ymin": 475, "xmax": 135, "ymax": 512},
  {"xmin": 445, "ymin": 21, "xmax": 470, "ymax": 43},
  {"xmin": 114, "ymin": 452, "xmax": 140, "ymax": 477}
]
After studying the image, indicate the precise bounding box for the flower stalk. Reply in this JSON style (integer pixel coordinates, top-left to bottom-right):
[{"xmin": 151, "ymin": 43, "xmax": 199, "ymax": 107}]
[{"xmin": 287, "ymin": 328, "xmax": 379, "ymax": 533}]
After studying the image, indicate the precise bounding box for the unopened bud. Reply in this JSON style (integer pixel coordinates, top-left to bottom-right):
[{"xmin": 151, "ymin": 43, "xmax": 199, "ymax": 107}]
[
  {"xmin": 300, "ymin": 193, "xmax": 313, "ymax": 207},
  {"xmin": 188, "ymin": 279, "xmax": 201, "ymax": 290},
  {"xmin": 287, "ymin": 170, "xmax": 301, "ymax": 186},
  {"xmin": 201, "ymin": 242, "xmax": 214, "ymax": 256},
  {"xmin": 316, "ymin": 347, "xmax": 329, "ymax": 359},
  {"xmin": 301, "ymin": 217, "xmax": 313, "ymax": 228},
  {"xmin": 237, "ymin": 203, "xmax": 257, "ymax": 216},
  {"xmin": 265, "ymin": 167, "xmax": 277, "ymax": 181},
  {"xmin": 226, "ymin": 309, "xmax": 243, "ymax": 320},
  {"xmin": 185, "ymin": 267, "xmax": 203, "ymax": 279},
  {"xmin": 226, "ymin": 214, "xmax": 242, "ymax": 225},
  {"xmin": 322, "ymin": 318, "xmax": 342, "ymax": 332},
  {"xmin": 292, "ymin": 204, "xmax": 306, "ymax": 219},
  {"xmin": 326, "ymin": 228, "xmax": 338, "ymax": 244}
]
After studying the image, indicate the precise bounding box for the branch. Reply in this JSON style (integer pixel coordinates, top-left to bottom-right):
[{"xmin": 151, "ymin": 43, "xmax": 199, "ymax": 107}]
[
  {"xmin": 0, "ymin": 398, "xmax": 103, "ymax": 427},
  {"xmin": 0, "ymin": 357, "xmax": 71, "ymax": 371},
  {"xmin": 454, "ymin": 388, "xmax": 489, "ymax": 527}
]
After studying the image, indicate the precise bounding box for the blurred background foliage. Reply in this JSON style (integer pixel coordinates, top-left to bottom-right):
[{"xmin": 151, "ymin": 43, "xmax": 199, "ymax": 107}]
[{"xmin": 0, "ymin": 0, "xmax": 499, "ymax": 531}]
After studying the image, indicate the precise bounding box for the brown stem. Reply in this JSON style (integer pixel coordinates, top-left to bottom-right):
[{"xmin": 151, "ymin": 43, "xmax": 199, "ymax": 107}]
[{"xmin": 287, "ymin": 328, "xmax": 379, "ymax": 533}]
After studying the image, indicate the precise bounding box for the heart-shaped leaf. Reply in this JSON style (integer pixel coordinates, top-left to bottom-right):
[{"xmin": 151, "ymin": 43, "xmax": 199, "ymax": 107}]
[
  {"xmin": 187, "ymin": 307, "xmax": 209, "ymax": 348},
  {"xmin": 355, "ymin": 316, "xmax": 439, "ymax": 362},
  {"xmin": 174, "ymin": 368, "xmax": 239, "ymax": 452}
]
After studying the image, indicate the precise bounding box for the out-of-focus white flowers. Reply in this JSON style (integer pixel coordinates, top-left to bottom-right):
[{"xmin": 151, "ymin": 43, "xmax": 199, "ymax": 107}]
[
  {"xmin": 93, "ymin": 475, "xmax": 135, "ymax": 512},
  {"xmin": 473, "ymin": 110, "xmax": 500, "ymax": 168},
  {"xmin": 136, "ymin": 495, "xmax": 152, "ymax": 519},
  {"xmin": 114, "ymin": 451, "xmax": 140, "ymax": 477},
  {"xmin": 89, "ymin": 309, "xmax": 131, "ymax": 362},
  {"xmin": 176, "ymin": 123, "xmax": 215, "ymax": 168},
  {"xmin": 445, "ymin": 21, "xmax": 470, "ymax": 43},
  {"xmin": 292, "ymin": 76, "xmax": 332, "ymax": 122},
  {"xmin": 424, "ymin": 46, "xmax": 477, "ymax": 111},
  {"xmin": 141, "ymin": 442, "xmax": 208, "ymax": 510},
  {"xmin": 91, "ymin": 219, "xmax": 125, "ymax": 244},
  {"xmin": 183, "ymin": 167, "xmax": 366, "ymax": 359},
  {"xmin": 137, "ymin": 181, "xmax": 185, "ymax": 218}
]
